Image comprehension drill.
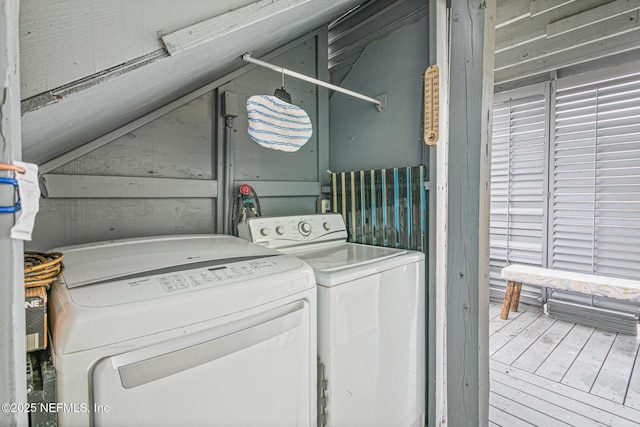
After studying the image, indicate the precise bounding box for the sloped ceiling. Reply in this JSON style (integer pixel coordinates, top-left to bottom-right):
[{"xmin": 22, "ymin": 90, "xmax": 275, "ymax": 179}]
[
  {"xmin": 20, "ymin": 0, "xmax": 366, "ymax": 165},
  {"xmin": 328, "ymin": 0, "xmax": 428, "ymax": 87}
]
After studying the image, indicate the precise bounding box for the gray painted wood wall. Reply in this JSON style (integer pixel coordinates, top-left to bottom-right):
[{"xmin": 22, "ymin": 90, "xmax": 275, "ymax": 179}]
[
  {"xmin": 33, "ymin": 92, "xmax": 216, "ymax": 250},
  {"xmin": 28, "ymin": 32, "xmax": 327, "ymax": 251},
  {"xmin": 495, "ymin": 0, "xmax": 640, "ymax": 90},
  {"xmin": 223, "ymin": 37, "xmax": 328, "ymax": 217},
  {"xmin": 329, "ymin": 15, "xmax": 429, "ymax": 172}
]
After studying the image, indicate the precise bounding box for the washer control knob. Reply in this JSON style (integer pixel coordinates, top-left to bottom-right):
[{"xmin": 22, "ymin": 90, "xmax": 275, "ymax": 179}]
[
  {"xmin": 276, "ymin": 226, "xmax": 285, "ymax": 235},
  {"xmin": 299, "ymin": 221, "xmax": 312, "ymax": 236},
  {"xmin": 323, "ymin": 222, "xmax": 331, "ymax": 231},
  {"xmin": 260, "ymin": 228, "xmax": 270, "ymax": 236}
]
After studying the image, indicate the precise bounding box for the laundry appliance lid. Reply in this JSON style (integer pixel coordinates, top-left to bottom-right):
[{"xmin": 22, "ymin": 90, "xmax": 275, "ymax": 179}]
[
  {"xmin": 48, "ymin": 234, "xmax": 315, "ymax": 354},
  {"xmin": 287, "ymin": 242, "xmax": 424, "ymax": 287},
  {"xmin": 52, "ymin": 234, "xmax": 279, "ymax": 288}
]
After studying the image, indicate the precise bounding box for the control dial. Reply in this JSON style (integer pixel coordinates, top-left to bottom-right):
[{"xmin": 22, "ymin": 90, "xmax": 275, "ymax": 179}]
[
  {"xmin": 276, "ymin": 226, "xmax": 285, "ymax": 235},
  {"xmin": 298, "ymin": 221, "xmax": 312, "ymax": 236},
  {"xmin": 260, "ymin": 228, "xmax": 270, "ymax": 236},
  {"xmin": 323, "ymin": 222, "xmax": 331, "ymax": 231}
]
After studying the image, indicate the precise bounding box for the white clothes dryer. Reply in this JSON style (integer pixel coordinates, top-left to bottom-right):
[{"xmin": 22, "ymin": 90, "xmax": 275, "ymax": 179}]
[
  {"xmin": 238, "ymin": 214, "xmax": 425, "ymax": 427},
  {"xmin": 48, "ymin": 234, "xmax": 317, "ymax": 427}
]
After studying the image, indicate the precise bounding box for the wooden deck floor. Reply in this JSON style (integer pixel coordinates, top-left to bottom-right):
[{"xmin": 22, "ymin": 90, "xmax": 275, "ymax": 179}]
[{"xmin": 489, "ymin": 303, "xmax": 640, "ymax": 426}]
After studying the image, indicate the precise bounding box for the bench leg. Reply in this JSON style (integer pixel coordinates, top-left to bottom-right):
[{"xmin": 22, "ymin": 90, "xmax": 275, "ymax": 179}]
[
  {"xmin": 510, "ymin": 282, "xmax": 522, "ymax": 313},
  {"xmin": 500, "ymin": 281, "xmax": 516, "ymax": 320}
]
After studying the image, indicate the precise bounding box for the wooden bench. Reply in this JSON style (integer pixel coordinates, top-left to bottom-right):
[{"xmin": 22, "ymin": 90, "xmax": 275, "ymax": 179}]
[{"xmin": 500, "ymin": 264, "xmax": 640, "ymax": 320}]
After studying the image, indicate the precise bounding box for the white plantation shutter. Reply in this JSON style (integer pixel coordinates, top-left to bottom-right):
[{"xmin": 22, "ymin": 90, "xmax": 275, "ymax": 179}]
[
  {"xmin": 553, "ymin": 69, "xmax": 640, "ymax": 280},
  {"xmin": 490, "ymin": 64, "xmax": 640, "ymax": 326},
  {"xmin": 490, "ymin": 85, "xmax": 548, "ymax": 305}
]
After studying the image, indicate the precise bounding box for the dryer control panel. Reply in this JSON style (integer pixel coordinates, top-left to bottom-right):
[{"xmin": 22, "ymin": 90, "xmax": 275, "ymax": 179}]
[
  {"xmin": 66, "ymin": 255, "xmax": 296, "ymax": 308},
  {"xmin": 154, "ymin": 259, "xmax": 277, "ymax": 292},
  {"xmin": 238, "ymin": 214, "xmax": 347, "ymax": 249}
]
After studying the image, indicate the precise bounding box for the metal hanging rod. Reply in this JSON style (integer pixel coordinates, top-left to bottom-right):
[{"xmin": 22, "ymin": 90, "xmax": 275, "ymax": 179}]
[{"xmin": 242, "ymin": 53, "xmax": 385, "ymax": 112}]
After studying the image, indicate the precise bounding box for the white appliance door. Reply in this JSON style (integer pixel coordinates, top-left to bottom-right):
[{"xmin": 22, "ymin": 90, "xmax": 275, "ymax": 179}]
[
  {"xmin": 91, "ymin": 300, "xmax": 313, "ymax": 427},
  {"xmin": 319, "ymin": 262, "xmax": 425, "ymax": 427}
]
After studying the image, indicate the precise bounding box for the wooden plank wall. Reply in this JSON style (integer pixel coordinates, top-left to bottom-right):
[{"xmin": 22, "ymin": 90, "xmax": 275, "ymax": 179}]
[
  {"xmin": 31, "ymin": 91, "xmax": 218, "ymax": 251},
  {"xmin": 222, "ymin": 39, "xmax": 326, "ymax": 217},
  {"xmin": 328, "ymin": 15, "xmax": 428, "ymax": 172},
  {"xmin": 495, "ymin": 0, "xmax": 640, "ymax": 87},
  {"xmin": 28, "ymin": 33, "xmax": 326, "ymax": 251}
]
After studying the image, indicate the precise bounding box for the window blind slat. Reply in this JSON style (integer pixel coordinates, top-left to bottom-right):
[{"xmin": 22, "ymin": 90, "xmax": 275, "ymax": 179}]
[
  {"xmin": 553, "ymin": 69, "xmax": 640, "ymax": 280},
  {"xmin": 490, "ymin": 91, "xmax": 547, "ymax": 304}
]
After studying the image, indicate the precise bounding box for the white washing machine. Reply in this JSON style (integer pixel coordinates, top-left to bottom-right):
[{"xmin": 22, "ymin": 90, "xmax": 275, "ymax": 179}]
[
  {"xmin": 48, "ymin": 234, "xmax": 317, "ymax": 427},
  {"xmin": 238, "ymin": 214, "xmax": 425, "ymax": 427}
]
